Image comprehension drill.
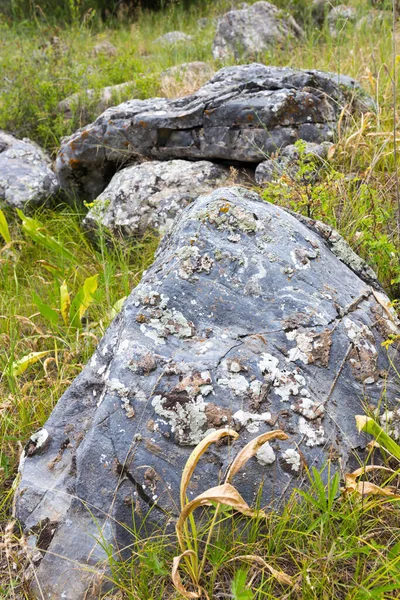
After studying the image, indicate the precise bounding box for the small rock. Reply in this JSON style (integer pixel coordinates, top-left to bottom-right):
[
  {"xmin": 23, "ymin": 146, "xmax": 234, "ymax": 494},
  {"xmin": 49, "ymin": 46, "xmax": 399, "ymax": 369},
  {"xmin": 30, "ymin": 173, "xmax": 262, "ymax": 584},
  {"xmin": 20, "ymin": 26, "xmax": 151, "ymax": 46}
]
[
  {"xmin": 0, "ymin": 131, "xmax": 59, "ymax": 209},
  {"xmin": 212, "ymin": 1, "xmax": 303, "ymax": 61},
  {"xmin": 154, "ymin": 31, "xmax": 193, "ymax": 46},
  {"xmin": 83, "ymin": 159, "xmax": 241, "ymax": 238},
  {"xmin": 93, "ymin": 40, "xmax": 118, "ymax": 56}
]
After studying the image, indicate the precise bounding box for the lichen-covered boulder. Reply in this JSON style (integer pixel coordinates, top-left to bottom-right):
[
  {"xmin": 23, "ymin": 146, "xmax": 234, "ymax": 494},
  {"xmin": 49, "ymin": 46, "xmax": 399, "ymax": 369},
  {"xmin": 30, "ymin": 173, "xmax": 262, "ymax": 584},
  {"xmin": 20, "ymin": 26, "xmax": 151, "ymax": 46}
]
[
  {"xmin": 0, "ymin": 132, "xmax": 59, "ymax": 209},
  {"xmin": 15, "ymin": 187, "xmax": 399, "ymax": 599},
  {"xmin": 83, "ymin": 159, "xmax": 241, "ymax": 238},
  {"xmin": 56, "ymin": 63, "xmax": 371, "ymax": 200},
  {"xmin": 212, "ymin": 1, "xmax": 304, "ymax": 61}
]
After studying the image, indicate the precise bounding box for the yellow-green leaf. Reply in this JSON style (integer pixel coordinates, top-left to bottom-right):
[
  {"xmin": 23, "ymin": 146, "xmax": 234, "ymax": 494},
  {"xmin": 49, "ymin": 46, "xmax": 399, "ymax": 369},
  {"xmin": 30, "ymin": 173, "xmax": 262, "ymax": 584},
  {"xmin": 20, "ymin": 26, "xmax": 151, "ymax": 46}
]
[
  {"xmin": 60, "ymin": 280, "xmax": 71, "ymax": 326},
  {"xmin": 0, "ymin": 209, "xmax": 11, "ymax": 244},
  {"xmin": 10, "ymin": 351, "xmax": 50, "ymax": 377}
]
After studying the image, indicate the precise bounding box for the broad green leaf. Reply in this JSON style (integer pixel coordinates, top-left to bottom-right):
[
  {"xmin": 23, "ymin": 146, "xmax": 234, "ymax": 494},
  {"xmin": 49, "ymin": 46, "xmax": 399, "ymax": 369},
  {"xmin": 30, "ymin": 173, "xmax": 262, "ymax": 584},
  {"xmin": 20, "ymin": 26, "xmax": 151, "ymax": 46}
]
[
  {"xmin": 109, "ymin": 295, "xmax": 127, "ymax": 320},
  {"xmin": 0, "ymin": 209, "xmax": 11, "ymax": 244},
  {"xmin": 10, "ymin": 351, "xmax": 50, "ymax": 377},
  {"xmin": 16, "ymin": 209, "xmax": 76, "ymax": 262},
  {"xmin": 69, "ymin": 274, "xmax": 99, "ymax": 328},
  {"xmin": 356, "ymin": 415, "xmax": 400, "ymax": 460},
  {"xmin": 60, "ymin": 281, "xmax": 71, "ymax": 326},
  {"xmin": 33, "ymin": 292, "xmax": 59, "ymax": 325}
]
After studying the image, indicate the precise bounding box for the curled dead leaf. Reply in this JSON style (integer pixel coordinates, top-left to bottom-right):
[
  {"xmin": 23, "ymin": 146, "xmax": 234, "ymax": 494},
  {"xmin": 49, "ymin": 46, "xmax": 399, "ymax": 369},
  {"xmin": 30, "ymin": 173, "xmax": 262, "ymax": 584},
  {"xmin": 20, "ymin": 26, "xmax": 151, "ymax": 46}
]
[
  {"xmin": 228, "ymin": 554, "xmax": 294, "ymax": 586},
  {"xmin": 176, "ymin": 483, "xmax": 266, "ymax": 551},
  {"xmin": 172, "ymin": 550, "xmax": 201, "ymax": 599},
  {"xmin": 225, "ymin": 430, "xmax": 288, "ymax": 483},
  {"xmin": 180, "ymin": 428, "xmax": 238, "ymax": 508},
  {"xmin": 345, "ymin": 465, "xmax": 400, "ymax": 498}
]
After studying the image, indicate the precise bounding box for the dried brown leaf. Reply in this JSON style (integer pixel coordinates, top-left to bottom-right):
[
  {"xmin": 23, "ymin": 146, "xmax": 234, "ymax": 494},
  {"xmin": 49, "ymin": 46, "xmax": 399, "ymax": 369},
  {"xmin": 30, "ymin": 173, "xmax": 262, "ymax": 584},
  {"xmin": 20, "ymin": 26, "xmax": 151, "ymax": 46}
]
[
  {"xmin": 345, "ymin": 465, "xmax": 400, "ymax": 497},
  {"xmin": 171, "ymin": 550, "xmax": 201, "ymax": 599},
  {"xmin": 176, "ymin": 483, "xmax": 265, "ymax": 550},
  {"xmin": 225, "ymin": 430, "xmax": 288, "ymax": 483},
  {"xmin": 180, "ymin": 428, "xmax": 238, "ymax": 508},
  {"xmin": 229, "ymin": 555, "xmax": 294, "ymax": 586}
]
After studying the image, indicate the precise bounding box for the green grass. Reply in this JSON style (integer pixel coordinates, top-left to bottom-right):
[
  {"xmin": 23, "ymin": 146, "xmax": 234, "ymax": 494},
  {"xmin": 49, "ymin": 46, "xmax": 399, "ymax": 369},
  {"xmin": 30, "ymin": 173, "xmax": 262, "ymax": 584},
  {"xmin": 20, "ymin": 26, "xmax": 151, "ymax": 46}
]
[{"xmin": 0, "ymin": 0, "xmax": 400, "ymax": 597}]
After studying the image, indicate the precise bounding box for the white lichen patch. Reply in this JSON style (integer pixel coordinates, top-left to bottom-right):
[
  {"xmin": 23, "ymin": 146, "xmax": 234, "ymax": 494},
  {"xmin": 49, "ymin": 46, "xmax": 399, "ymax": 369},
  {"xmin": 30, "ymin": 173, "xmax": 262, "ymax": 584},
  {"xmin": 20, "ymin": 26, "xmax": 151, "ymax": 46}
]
[
  {"xmin": 176, "ymin": 245, "xmax": 214, "ymax": 280},
  {"xmin": 217, "ymin": 358, "xmax": 250, "ymax": 396},
  {"xmin": 344, "ymin": 317, "xmax": 378, "ymax": 383},
  {"xmin": 151, "ymin": 394, "xmax": 209, "ymax": 445},
  {"xmin": 292, "ymin": 396, "xmax": 324, "ymax": 420},
  {"xmin": 379, "ymin": 408, "xmax": 400, "ymax": 441},
  {"xmin": 344, "ymin": 318, "xmax": 376, "ymax": 352},
  {"xmin": 282, "ymin": 448, "xmax": 301, "ymax": 472},
  {"xmin": 107, "ymin": 378, "xmax": 130, "ymax": 398},
  {"xmin": 290, "ymin": 246, "xmax": 319, "ymax": 271},
  {"xmin": 256, "ymin": 442, "xmax": 276, "ymax": 466},
  {"xmin": 140, "ymin": 305, "xmax": 195, "ymax": 345},
  {"xmin": 298, "ymin": 416, "xmax": 325, "ymax": 447},
  {"xmin": 233, "ymin": 409, "xmax": 272, "ymax": 433},
  {"xmin": 218, "ymin": 374, "xmax": 249, "ymax": 395},
  {"xmin": 258, "ymin": 353, "xmax": 310, "ymax": 402}
]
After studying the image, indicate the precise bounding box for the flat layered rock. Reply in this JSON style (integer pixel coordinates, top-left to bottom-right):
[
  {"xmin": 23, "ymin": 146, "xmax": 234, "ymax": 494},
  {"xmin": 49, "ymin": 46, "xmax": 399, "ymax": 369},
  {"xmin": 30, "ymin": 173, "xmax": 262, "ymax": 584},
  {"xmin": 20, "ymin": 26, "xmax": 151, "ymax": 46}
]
[
  {"xmin": 56, "ymin": 63, "xmax": 371, "ymax": 199},
  {"xmin": 16, "ymin": 187, "xmax": 399, "ymax": 599},
  {"xmin": 212, "ymin": 1, "xmax": 303, "ymax": 60},
  {"xmin": 83, "ymin": 159, "xmax": 239, "ymax": 238},
  {"xmin": 0, "ymin": 132, "xmax": 59, "ymax": 209}
]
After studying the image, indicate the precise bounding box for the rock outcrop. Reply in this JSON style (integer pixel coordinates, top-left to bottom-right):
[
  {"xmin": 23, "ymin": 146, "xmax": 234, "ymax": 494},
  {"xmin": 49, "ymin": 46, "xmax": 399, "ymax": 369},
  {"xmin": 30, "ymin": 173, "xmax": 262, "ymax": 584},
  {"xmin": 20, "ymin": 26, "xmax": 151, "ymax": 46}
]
[
  {"xmin": 56, "ymin": 63, "xmax": 371, "ymax": 200},
  {"xmin": 16, "ymin": 187, "xmax": 399, "ymax": 599},
  {"xmin": 83, "ymin": 159, "xmax": 240, "ymax": 238},
  {"xmin": 212, "ymin": 1, "xmax": 303, "ymax": 61},
  {"xmin": 0, "ymin": 131, "xmax": 59, "ymax": 209}
]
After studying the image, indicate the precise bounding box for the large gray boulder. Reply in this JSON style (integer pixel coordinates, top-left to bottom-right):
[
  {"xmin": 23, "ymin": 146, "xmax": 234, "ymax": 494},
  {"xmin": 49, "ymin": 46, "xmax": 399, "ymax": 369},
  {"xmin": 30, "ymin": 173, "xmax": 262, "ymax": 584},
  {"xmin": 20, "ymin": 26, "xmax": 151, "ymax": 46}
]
[
  {"xmin": 212, "ymin": 1, "xmax": 304, "ymax": 61},
  {"xmin": 15, "ymin": 187, "xmax": 399, "ymax": 599},
  {"xmin": 0, "ymin": 132, "xmax": 59, "ymax": 209},
  {"xmin": 83, "ymin": 159, "xmax": 240, "ymax": 238},
  {"xmin": 56, "ymin": 63, "xmax": 371, "ymax": 200}
]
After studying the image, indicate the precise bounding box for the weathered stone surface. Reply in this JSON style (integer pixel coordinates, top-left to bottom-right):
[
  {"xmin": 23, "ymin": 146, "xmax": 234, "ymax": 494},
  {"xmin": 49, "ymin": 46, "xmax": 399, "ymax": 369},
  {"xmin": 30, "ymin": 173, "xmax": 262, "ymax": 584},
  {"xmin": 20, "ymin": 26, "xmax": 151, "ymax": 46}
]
[
  {"xmin": 83, "ymin": 159, "xmax": 239, "ymax": 237},
  {"xmin": 154, "ymin": 31, "xmax": 193, "ymax": 46},
  {"xmin": 255, "ymin": 141, "xmax": 332, "ymax": 184},
  {"xmin": 212, "ymin": 1, "xmax": 303, "ymax": 61},
  {"xmin": 16, "ymin": 187, "xmax": 399, "ymax": 598},
  {"xmin": 57, "ymin": 81, "xmax": 136, "ymax": 123},
  {"xmin": 0, "ymin": 131, "xmax": 59, "ymax": 209},
  {"xmin": 56, "ymin": 63, "xmax": 371, "ymax": 200},
  {"xmin": 160, "ymin": 61, "xmax": 216, "ymax": 97}
]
